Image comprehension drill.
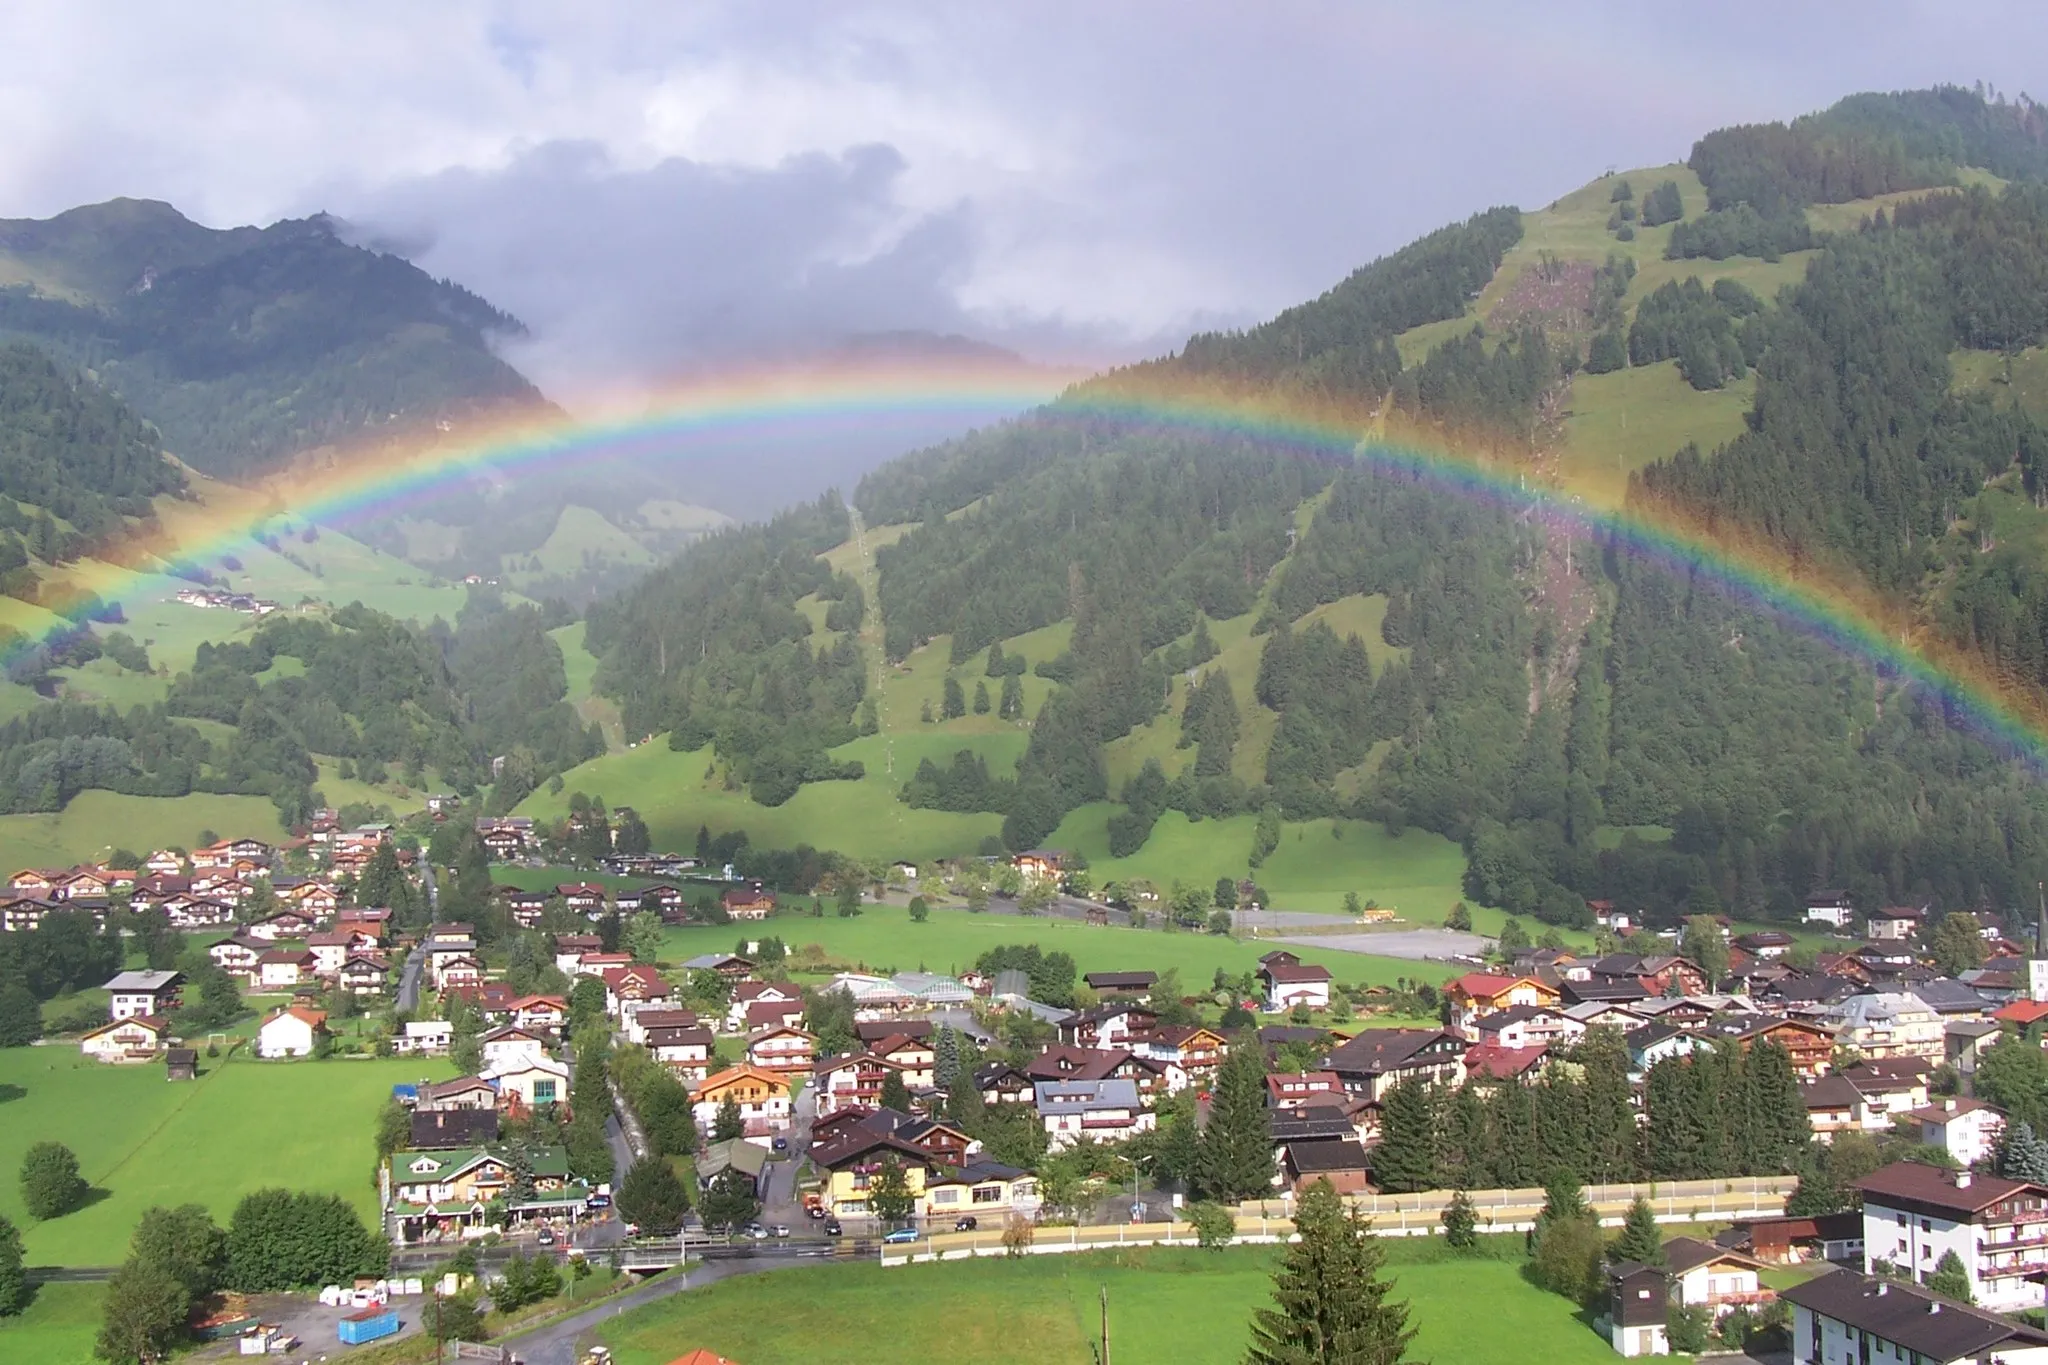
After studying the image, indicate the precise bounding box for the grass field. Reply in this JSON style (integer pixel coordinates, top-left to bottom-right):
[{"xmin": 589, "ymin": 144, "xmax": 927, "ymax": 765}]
[
  {"xmin": 551, "ymin": 619, "xmax": 627, "ymax": 750},
  {"xmin": 593, "ymin": 1243, "xmax": 1619, "ymax": 1365},
  {"xmin": 1561, "ymin": 362, "xmax": 1758, "ymax": 506},
  {"xmin": 0, "ymin": 1280, "xmax": 106, "ymax": 1365},
  {"xmin": 1045, "ymin": 809, "xmax": 1467, "ymax": 922},
  {"xmin": 0, "ymin": 790, "xmax": 287, "ymax": 869},
  {"xmin": 0, "ymin": 1048, "xmax": 452, "ymax": 1267},
  {"xmin": 660, "ymin": 906, "xmax": 1427, "ymax": 990},
  {"xmin": 1953, "ymin": 342, "xmax": 2048, "ymax": 420}
]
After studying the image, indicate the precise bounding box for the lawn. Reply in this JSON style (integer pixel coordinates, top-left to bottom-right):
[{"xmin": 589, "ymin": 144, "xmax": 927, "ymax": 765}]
[
  {"xmin": 593, "ymin": 1243, "xmax": 1622, "ymax": 1365},
  {"xmin": 660, "ymin": 906, "xmax": 1428, "ymax": 990},
  {"xmin": 0, "ymin": 790, "xmax": 287, "ymax": 869},
  {"xmin": 0, "ymin": 1048, "xmax": 452, "ymax": 1267},
  {"xmin": 1045, "ymin": 809, "xmax": 1468, "ymax": 922},
  {"xmin": 0, "ymin": 1281, "xmax": 106, "ymax": 1365}
]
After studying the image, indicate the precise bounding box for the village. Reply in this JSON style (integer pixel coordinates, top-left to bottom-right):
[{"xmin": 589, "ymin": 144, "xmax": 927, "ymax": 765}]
[{"xmin": 10, "ymin": 817, "xmax": 2048, "ymax": 1365}]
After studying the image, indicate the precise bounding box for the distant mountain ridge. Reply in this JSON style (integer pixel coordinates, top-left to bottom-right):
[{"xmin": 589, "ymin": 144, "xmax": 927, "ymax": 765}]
[{"xmin": 0, "ymin": 197, "xmax": 551, "ymax": 477}]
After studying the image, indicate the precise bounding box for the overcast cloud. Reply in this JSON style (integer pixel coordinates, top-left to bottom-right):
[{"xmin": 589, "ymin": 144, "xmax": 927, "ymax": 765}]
[{"xmin": 3, "ymin": 1, "xmax": 2046, "ymax": 401}]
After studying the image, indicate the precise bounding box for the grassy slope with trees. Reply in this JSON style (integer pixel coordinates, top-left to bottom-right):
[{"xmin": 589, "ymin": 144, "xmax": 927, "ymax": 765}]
[{"xmin": 552, "ymin": 85, "xmax": 2048, "ymax": 931}]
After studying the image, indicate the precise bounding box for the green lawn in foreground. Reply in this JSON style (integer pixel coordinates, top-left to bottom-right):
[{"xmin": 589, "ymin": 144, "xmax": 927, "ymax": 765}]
[
  {"xmin": 0, "ymin": 1049, "xmax": 451, "ymax": 1267},
  {"xmin": 594, "ymin": 1243, "xmax": 1621, "ymax": 1365},
  {"xmin": 0, "ymin": 790, "xmax": 287, "ymax": 870},
  {"xmin": 0, "ymin": 1280, "xmax": 106, "ymax": 1365},
  {"xmin": 660, "ymin": 907, "xmax": 1428, "ymax": 989}
]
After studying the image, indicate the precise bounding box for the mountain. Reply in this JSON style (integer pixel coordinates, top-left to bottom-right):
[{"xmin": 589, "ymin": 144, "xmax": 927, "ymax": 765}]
[
  {"xmin": 0, "ymin": 197, "xmax": 549, "ymax": 477},
  {"xmin": 543, "ymin": 85, "xmax": 2048, "ymax": 928}
]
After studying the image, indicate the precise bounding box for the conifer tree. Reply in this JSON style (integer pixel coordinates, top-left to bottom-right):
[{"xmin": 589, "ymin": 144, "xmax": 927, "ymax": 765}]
[
  {"xmin": 1197, "ymin": 1045, "xmax": 1274, "ymax": 1201},
  {"xmin": 1372, "ymin": 1080, "xmax": 1440, "ymax": 1194},
  {"xmin": 1440, "ymin": 1190, "xmax": 1478, "ymax": 1251},
  {"xmin": 714, "ymin": 1094, "xmax": 745, "ymax": 1142},
  {"xmin": 1745, "ymin": 1041, "xmax": 1809, "ymax": 1173},
  {"xmin": 878, "ymin": 1068, "xmax": 912, "ymax": 1114},
  {"xmin": 2001, "ymin": 1119, "xmax": 2048, "ymax": 1184},
  {"xmin": 1245, "ymin": 1180, "xmax": 1419, "ymax": 1365},
  {"xmin": 1486, "ymin": 1078, "xmax": 1540, "ymax": 1189},
  {"xmin": 1610, "ymin": 1196, "xmax": 1665, "ymax": 1266}
]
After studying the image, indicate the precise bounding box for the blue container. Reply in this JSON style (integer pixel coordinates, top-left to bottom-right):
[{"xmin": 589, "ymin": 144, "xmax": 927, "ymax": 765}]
[{"xmin": 338, "ymin": 1306, "xmax": 400, "ymax": 1345}]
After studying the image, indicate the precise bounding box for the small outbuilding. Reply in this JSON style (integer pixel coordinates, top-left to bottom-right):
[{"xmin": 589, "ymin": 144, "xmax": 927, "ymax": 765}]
[{"xmin": 165, "ymin": 1047, "xmax": 198, "ymax": 1081}]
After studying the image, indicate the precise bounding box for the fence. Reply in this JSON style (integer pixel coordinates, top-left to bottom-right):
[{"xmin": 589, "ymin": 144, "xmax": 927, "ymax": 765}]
[{"xmin": 880, "ymin": 1175, "xmax": 1798, "ymax": 1267}]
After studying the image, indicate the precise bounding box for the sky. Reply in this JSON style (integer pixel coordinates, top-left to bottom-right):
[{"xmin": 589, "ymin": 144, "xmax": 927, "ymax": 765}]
[{"xmin": 3, "ymin": 1, "xmax": 2046, "ymax": 402}]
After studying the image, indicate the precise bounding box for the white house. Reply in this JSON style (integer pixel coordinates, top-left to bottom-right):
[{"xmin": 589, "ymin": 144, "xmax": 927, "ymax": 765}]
[
  {"xmin": 103, "ymin": 970, "xmax": 183, "ymax": 1021},
  {"xmin": 1034, "ymin": 1078, "xmax": 1155, "ymax": 1149},
  {"xmin": 1908, "ymin": 1098, "xmax": 2005, "ymax": 1168},
  {"xmin": 1804, "ymin": 893, "xmax": 1856, "ymax": 930},
  {"xmin": 1257, "ymin": 954, "xmax": 1333, "ymax": 1013},
  {"xmin": 1823, "ymin": 993, "xmax": 1946, "ymax": 1060},
  {"xmin": 1784, "ymin": 1269, "xmax": 2048, "ymax": 1365},
  {"xmin": 484, "ymin": 1055, "xmax": 569, "ymax": 1110},
  {"xmin": 478, "ymin": 1025, "xmax": 551, "ymax": 1073},
  {"xmin": 78, "ymin": 1014, "xmax": 169, "ymax": 1062},
  {"xmin": 396, "ymin": 1020, "xmax": 453, "ymax": 1055},
  {"xmin": 1857, "ymin": 1162, "xmax": 2048, "ymax": 1311},
  {"xmin": 255, "ymin": 1006, "xmax": 327, "ymax": 1059},
  {"xmin": 1662, "ymin": 1237, "xmax": 1770, "ymax": 1316}
]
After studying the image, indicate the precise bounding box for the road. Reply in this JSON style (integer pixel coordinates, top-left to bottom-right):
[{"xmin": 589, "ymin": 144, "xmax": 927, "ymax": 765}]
[
  {"xmin": 396, "ymin": 942, "xmax": 426, "ymax": 1012},
  {"xmin": 1269, "ymin": 927, "xmax": 1492, "ymax": 962}
]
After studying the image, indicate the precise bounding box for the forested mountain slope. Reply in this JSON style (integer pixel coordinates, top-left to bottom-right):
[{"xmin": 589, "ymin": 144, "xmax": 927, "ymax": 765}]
[
  {"xmin": 0, "ymin": 198, "xmax": 547, "ymax": 477},
  {"xmin": 560, "ymin": 86, "xmax": 2048, "ymax": 925}
]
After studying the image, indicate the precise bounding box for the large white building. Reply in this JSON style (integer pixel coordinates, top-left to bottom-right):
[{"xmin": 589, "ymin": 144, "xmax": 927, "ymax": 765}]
[
  {"xmin": 1783, "ymin": 1268, "xmax": 2048, "ymax": 1365},
  {"xmin": 1857, "ymin": 1163, "xmax": 2048, "ymax": 1311}
]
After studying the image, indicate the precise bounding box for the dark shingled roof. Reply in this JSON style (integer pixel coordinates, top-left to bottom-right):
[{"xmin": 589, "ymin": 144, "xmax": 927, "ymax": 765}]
[
  {"xmin": 1284, "ymin": 1138, "xmax": 1371, "ymax": 1173},
  {"xmin": 1854, "ymin": 1161, "xmax": 2038, "ymax": 1215},
  {"xmin": 1780, "ymin": 1269, "xmax": 2048, "ymax": 1361}
]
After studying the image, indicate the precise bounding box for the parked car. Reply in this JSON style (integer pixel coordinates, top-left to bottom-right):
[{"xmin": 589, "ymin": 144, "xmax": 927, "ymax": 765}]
[
  {"xmin": 823, "ymin": 1218, "xmax": 843, "ymax": 1236},
  {"xmin": 536, "ymin": 1229, "xmax": 558, "ymax": 1247},
  {"xmin": 584, "ymin": 1194, "xmax": 611, "ymax": 1210},
  {"xmin": 742, "ymin": 1223, "xmax": 769, "ymax": 1241},
  {"xmin": 805, "ymin": 1204, "xmax": 826, "ymax": 1219},
  {"xmin": 772, "ymin": 1136, "xmax": 789, "ymax": 1152},
  {"xmin": 882, "ymin": 1226, "xmax": 920, "ymax": 1244},
  {"xmin": 953, "ymin": 1216, "xmax": 978, "ymax": 1232},
  {"xmin": 771, "ymin": 1224, "xmax": 791, "ymax": 1238}
]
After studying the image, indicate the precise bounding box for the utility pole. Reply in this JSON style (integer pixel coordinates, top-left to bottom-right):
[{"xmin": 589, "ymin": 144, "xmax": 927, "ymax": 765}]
[
  {"xmin": 2037, "ymin": 880, "xmax": 2045, "ymax": 958},
  {"xmin": 1100, "ymin": 1285, "xmax": 1110, "ymax": 1365}
]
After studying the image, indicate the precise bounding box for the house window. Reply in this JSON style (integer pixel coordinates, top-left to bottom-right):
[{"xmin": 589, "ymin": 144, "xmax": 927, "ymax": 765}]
[
  {"xmin": 973, "ymin": 1186, "xmax": 1003, "ymax": 1204},
  {"xmin": 932, "ymin": 1189, "xmax": 958, "ymax": 1204},
  {"xmin": 534, "ymin": 1080, "xmax": 557, "ymax": 1104}
]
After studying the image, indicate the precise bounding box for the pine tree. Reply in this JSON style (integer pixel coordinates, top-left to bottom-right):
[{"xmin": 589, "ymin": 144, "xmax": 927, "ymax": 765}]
[
  {"xmin": 615, "ymin": 1155, "xmax": 689, "ymax": 1235},
  {"xmin": 1745, "ymin": 1041, "xmax": 1808, "ymax": 1173},
  {"xmin": 1486, "ymin": 1078, "xmax": 1540, "ymax": 1189},
  {"xmin": 1578, "ymin": 1027, "xmax": 1640, "ymax": 1181},
  {"xmin": 1372, "ymin": 1080, "xmax": 1440, "ymax": 1194},
  {"xmin": 2001, "ymin": 1120, "xmax": 2048, "ymax": 1184},
  {"xmin": 878, "ymin": 1069, "xmax": 912, "ymax": 1114},
  {"xmin": 1610, "ymin": 1196, "xmax": 1665, "ymax": 1266},
  {"xmin": 1438, "ymin": 1083, "xmax": 1490, "ymax": 1191},
  {"xmin": 946, "ymin": 1065, "xmax": 985, "ymax": 1134},
  {"xmin": 973, "ymin": 680, "xmax": 992, "ymax": 714},
  {"xmin": 1196, "ymin": 1045, "xmax": 1274, "ymax": 1201},
  {"xmin": 1246, "ymin": 1180, "xmax": 1419, "ymax": 1365},
  {"xmin": 1440, "ymin": 1190, "xmax": 1478, "ymax": 1250},
  {"xmin": 942, "ymin": 677, "xmax": 967, "ymax": 719},
  {"xmin": 1537, "ymin": 1171, "xmax": 1589, "ymax": 1233}
]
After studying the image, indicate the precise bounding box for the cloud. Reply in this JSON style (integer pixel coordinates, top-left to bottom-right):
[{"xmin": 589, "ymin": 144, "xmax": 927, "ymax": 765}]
[
  {"xmin": 5, "ymin": 0, "xmax": 2048, "ymax": 405},
  {"xmin": 337, "ymin": 139, "xmax": 1000, "ymax": 397}
]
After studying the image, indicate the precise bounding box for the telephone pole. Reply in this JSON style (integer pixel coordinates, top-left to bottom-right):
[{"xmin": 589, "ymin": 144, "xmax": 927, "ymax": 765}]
[{"xmin": 1100, "ymin": 1285, "xmax": 1110, "ymax": 1365}]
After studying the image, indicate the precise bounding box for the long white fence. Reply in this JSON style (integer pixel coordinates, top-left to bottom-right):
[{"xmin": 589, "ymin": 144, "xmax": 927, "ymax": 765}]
[{"xmin": 881, "ymin": 1175, "xmax": 1798, "ymax": 1266}]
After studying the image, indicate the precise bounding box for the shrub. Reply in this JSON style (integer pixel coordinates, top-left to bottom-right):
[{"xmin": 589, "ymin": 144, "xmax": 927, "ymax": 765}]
[
  {"xmin": 19, "ymin": 1142, "xmax": 87, "ymax": 1220},
  {"xmin": 1186, "ymin": 1202, "xmax": 1236, "ymax": 1248}
]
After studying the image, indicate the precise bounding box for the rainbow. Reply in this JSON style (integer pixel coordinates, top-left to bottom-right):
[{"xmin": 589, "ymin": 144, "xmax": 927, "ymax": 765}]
[{"xmin": 18, "ymin": 361, "xmax": 2048, "ymax": 770}]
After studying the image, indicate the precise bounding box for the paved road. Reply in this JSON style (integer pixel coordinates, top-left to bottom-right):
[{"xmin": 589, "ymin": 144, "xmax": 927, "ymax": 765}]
[
  {"xmin": 396, "ymin": 942, "xmax": 426, "ymax": 1013},
  {"xmin": 1270, "ymin": 927, "xmax": 1491, "ymax": 962}
]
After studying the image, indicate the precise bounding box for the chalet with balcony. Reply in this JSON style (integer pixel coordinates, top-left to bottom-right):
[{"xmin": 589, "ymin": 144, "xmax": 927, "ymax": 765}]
[{"xmin": 1857, "ymin": 1163, "xmax": 2048, "ymax": 1310}]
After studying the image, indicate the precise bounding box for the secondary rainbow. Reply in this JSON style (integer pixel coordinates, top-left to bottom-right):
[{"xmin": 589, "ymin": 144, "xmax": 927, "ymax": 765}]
[{"xmin": 18, "ymin": 362, "xmax": 2048, "ymax": 771}]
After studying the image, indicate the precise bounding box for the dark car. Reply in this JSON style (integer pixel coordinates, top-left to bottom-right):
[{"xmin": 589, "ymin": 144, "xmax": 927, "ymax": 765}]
[
  {"xmin": 953, "ymin": 1216, "xmax": 978, "ymax": 1232},
  {"xmin": 823, "ymin": 1218, "xmax": 843, "ymax": 1236},
  {"xmin": 772, "ymin": 1135, "xmax": 789, "ymax": 1152}
]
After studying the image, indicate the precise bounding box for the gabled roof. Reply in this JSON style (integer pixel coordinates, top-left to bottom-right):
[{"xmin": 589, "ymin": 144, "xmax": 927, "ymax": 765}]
[
  {"xmin": 1661, "ymin": 1235, "xmax": 1766, "ymax": 1276},
  {"xmin": 1324, "ymin": 1028, "xmax": 1462, "ymax": 1076},
  {"xmin": 102, "ymin": 969, "xmax": 183, "ymax": 993},
  {"xmin": 1780, "ymin": 1269, "xmax": 2048, "ymax": 1360},
  {"xmin": 1284, "ymin": 1137, "xmax": 1371, "ymax": 1173},
  {"xmin": 1855, "ymin": 1161, "xmax": 2038, "ymax": 1215},
  {"xmin": 1262, "ymin": 961, "xmax": 1333, "ymax": 984}
]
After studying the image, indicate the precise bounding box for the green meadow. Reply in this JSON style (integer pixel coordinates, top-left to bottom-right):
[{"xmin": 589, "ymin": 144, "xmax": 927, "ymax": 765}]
[
  {"xmin": 0, "ymin": 790, "xmax": 288, "ymax": 870},
  {"xmin": 592, "ymin": 1243, "xmax": 1623, "ymax": 1365},
  {"xmin": 0, "ymin": 1280, "xmax": 106, "ymax": 1365},
  {"xmin": 0, "ymin": 1049, "xmax": 451, "ymax": 1268},
  {"xmin": 660, "ymin": 907, "xmax": 1427, "ymax": 990}
]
